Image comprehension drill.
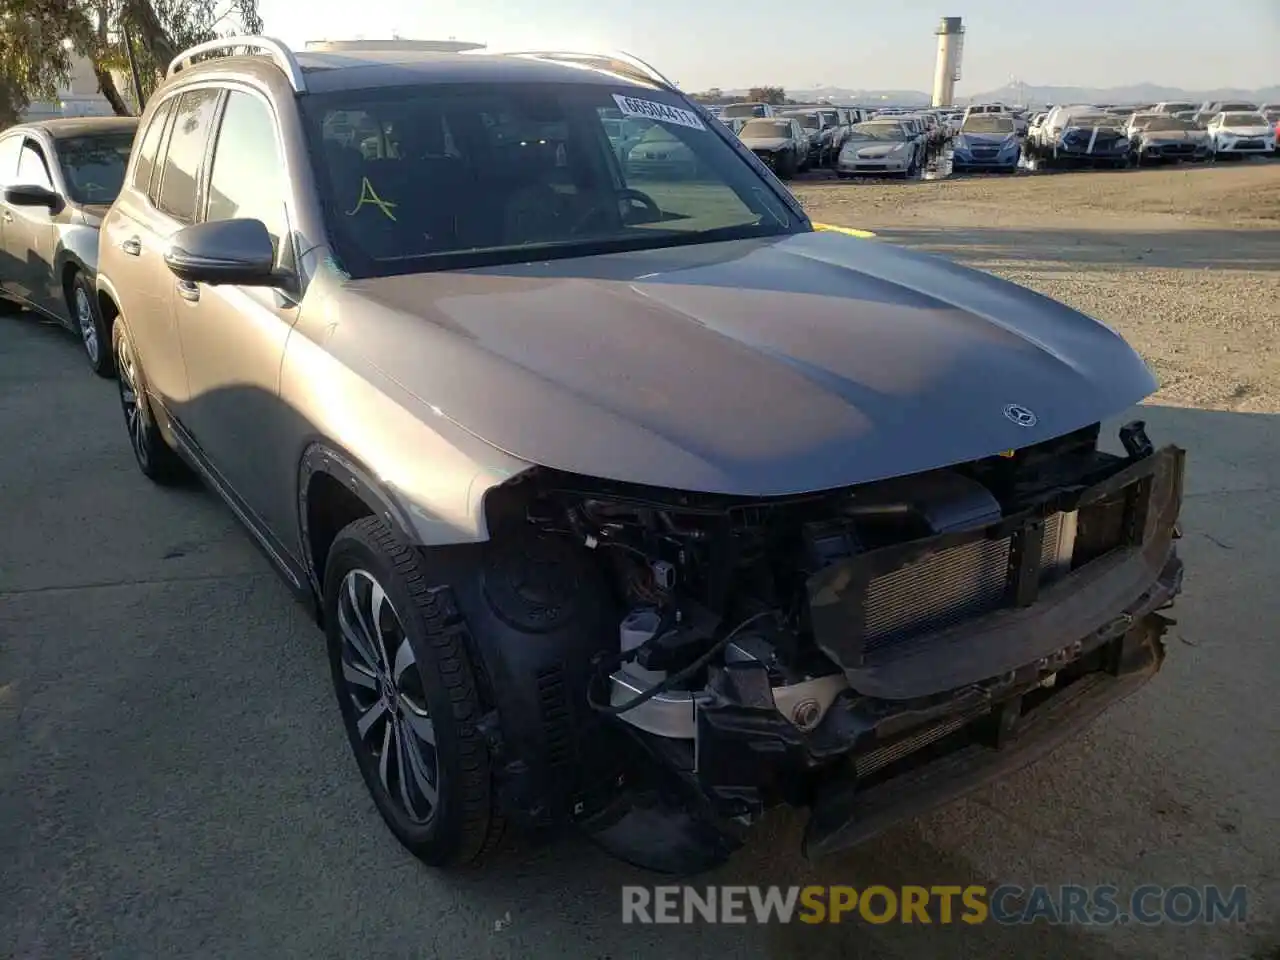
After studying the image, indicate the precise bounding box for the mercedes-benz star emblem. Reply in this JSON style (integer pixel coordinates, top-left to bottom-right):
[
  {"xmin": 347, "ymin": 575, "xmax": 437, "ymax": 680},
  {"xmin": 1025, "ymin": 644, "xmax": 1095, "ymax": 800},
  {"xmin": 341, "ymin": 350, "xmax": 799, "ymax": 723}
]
[{"xmin": 1003, "ymin": 403, "xmax": 1038, "ymax": 427}]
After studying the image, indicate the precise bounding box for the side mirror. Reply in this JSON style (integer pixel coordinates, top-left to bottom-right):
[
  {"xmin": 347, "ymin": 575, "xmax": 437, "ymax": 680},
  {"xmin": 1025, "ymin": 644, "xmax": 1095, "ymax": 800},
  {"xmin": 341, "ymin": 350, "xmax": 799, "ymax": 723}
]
[
  {"xmin": 164, "ymin": 218, "xmax": 277, "ymax": 287},
  {"xmin": 4, "ymin": 184, "xmax": 60, "ymax": 209}
]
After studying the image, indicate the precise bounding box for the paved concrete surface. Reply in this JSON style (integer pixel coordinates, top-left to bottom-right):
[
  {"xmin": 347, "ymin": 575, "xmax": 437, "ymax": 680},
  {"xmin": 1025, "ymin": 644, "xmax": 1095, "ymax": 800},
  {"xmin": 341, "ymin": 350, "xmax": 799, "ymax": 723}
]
[{"xmin": 2, "ymin": 309, "xmax": 1277, "ymax": 960}]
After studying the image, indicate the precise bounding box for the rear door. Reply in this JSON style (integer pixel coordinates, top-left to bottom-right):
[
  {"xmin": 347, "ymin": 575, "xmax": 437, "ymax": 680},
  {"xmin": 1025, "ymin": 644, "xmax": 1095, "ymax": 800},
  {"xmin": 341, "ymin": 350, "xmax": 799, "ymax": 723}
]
[
  {"xmin": 104, "ymin": 87, "xmax": 221, "ymax": 407},
  {"xmin": 173, "ymin": 85, "xmax": 302, "ymax": 542}
]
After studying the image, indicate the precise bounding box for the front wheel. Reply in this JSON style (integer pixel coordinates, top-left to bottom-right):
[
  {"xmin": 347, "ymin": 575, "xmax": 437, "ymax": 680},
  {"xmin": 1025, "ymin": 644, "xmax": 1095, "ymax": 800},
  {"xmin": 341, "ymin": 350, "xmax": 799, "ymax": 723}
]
[
  {"xmin": 70, "ymin": 272, "xmax": 115, "ymax": 377},
  {"xmin": 113, "ymin": 324, "xmax": 190, "ymax": 485},
  {"xmin": 324, "ymin": 518, "xmax": 502, "ymax": 867}
]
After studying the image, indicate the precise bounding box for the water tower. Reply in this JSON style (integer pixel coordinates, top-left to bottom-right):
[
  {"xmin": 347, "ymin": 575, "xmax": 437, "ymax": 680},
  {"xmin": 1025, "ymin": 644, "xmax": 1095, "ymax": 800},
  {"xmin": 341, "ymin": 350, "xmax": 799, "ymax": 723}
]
[{"xmin": 931, "ymin": 17, "xmax": 964, "ymax": 107}]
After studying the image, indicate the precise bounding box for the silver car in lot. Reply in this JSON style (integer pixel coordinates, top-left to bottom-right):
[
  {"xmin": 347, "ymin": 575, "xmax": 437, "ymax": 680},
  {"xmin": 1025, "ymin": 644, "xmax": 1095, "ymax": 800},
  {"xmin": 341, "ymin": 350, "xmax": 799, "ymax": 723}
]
[
  {"xmin": 1126, "ymin": 114, "xmax": 1211, "ymax": 164},
  {"xmin": 96, "ymin": 38, "xmax": 1184, "ymax": 875},
  {"xmin": 836, "ymin": 119, "xmax": 922, "ymax": 177},
  {"xmin": 0, "ymin": 117, "xmax": 137, "ymax": 375}
]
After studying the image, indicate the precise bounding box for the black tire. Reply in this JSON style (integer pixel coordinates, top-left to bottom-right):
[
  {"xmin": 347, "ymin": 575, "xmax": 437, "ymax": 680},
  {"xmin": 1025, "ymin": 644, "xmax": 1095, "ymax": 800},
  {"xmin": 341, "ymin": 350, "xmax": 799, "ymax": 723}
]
[
  {"xmin": 775, "ymin": 154, "xmax": 795, "ymax": 180},
  {"xmin": 68, "ymin": 271, "xmax": 115, "ymax": 377},
  {"xmin": 324, "ymin": 517, "xmax": 501, "ymax": 868},
  {"xmin": 112, "ymin": 322, "xmax": 191, "ymax": 485}
]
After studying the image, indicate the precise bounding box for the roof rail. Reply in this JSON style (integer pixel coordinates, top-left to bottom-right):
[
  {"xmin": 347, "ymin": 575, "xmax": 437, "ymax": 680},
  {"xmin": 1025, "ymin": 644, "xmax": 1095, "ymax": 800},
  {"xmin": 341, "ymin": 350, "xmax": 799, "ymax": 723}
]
[
  {"xmin": 502, "ymin": 50, "xmax": 677, "ymax": 91},
  {"xmin": 167, "ymin": 35, "xmax": 306, "ymax": 93}
]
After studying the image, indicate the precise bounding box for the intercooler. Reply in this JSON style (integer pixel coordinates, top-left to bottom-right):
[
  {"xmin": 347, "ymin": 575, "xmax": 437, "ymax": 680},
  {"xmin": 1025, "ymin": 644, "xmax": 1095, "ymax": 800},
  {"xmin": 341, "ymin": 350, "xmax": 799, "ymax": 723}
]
[{"xmin": 861, "ymin": 511, "xmax": 1077, "ymax": 655}]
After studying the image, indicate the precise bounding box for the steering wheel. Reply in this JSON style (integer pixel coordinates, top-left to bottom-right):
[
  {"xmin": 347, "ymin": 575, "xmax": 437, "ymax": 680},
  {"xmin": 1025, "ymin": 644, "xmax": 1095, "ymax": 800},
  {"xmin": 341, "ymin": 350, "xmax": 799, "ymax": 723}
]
[{"xmin": 571, "ymin": 187, "xmax": 663, "ymax": 235}]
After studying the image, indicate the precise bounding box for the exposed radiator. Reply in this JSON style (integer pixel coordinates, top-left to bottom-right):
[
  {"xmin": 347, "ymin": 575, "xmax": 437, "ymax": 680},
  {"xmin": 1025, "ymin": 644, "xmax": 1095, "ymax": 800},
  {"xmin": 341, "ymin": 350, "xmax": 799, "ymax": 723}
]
[{"xmin": 863, "ymin": 511, "xmax": 1076, "ymax": 654}]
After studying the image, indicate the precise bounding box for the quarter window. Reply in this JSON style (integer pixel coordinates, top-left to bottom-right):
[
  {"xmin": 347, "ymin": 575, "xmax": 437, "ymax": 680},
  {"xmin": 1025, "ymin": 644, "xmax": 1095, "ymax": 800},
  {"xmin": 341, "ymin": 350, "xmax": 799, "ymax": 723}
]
[
  {"xmin": 132, "ymin": 96, "xmax": 176, "ymax": 196},
  {"xmin": 17, "ymin": 141, "xmax": 54, "ymax": 191},
  {"xmin": 205, "ymin": 91, "xmax": 288, "ymax": 260},
  {"xmin": 156, "ymin": 88, "xmax": 220, "ymax": 223}
]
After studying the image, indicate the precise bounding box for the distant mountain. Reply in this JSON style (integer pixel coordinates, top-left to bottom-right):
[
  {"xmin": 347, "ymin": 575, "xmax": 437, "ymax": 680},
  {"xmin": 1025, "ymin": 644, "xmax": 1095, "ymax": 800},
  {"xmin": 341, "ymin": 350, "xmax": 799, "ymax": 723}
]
[
  {"xmin": 962, "ymin": 83, "xmax": 1280, "ymax": 108},
  {"xmin": 715, "ymin": 87, "xmax": 932, "ymax": 106},
  {"xmin": 708, "ymin": 83, "xmax": 1279, "ymax": 109}
]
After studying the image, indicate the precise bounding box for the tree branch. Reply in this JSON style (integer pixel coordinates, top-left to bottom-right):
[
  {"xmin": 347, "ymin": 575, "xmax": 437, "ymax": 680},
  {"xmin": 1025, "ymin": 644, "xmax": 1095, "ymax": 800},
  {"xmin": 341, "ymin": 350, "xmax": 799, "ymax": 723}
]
[
  {"xmin": 93, "ymin": 63, "xmax": 132, "ymax": 115},
  {"xmin": 124, "ymin": 0, "xmax": 177, "ymax": 70}
]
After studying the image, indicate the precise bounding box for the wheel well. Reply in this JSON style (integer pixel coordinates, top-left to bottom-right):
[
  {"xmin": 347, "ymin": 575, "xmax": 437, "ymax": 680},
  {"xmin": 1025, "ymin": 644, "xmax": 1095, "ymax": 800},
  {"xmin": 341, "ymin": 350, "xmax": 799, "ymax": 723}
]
[
  {"xmin": 97, "ymin": 290, "xmax": 120, "ymax": 326},
  {"xmin": 306, "ymin": 471, "xmax": 375, "ymax": 591},
  {"xmin": 60, "ymin": 262, "xmax": 79, "ymax": 303}
]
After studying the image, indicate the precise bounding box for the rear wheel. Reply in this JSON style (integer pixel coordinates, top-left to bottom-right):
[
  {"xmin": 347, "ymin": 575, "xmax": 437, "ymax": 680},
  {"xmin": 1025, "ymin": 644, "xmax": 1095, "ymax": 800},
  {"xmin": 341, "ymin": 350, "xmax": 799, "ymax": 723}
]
[
  {"xmin": 69, "ymin": 272, "xmax": 114, "ymax": 377},
  {"xmin": 324, "ymin": 517, "xmax": 501, "ymax": 867},
  {"xmin": 113, "ymin": 323, "xmax": 190, "ymax": 485}
]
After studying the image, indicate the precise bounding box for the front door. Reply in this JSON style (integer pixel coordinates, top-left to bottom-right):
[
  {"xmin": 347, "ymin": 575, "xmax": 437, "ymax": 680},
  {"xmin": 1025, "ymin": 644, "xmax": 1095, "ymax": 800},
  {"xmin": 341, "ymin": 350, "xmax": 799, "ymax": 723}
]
[
  {"xmin": 3, "ymin": 138, "xmax": 61, "ymax": 314},
  {"xmin": 0, "ymin": 133, "xmax": 23, "ymax": 299},
  {"xmin": 173, "ymin": 87, "xmax": 302, "ymax": 543}
]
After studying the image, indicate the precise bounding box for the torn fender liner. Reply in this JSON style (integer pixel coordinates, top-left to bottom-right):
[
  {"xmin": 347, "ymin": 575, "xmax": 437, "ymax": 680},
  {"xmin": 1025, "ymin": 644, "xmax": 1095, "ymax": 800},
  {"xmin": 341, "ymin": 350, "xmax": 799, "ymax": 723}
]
[
  {"xmin": 807, "ymin": 445, "xmax": 1185, "ymax": 699},
  {"xmin": 803, "ymin": 611, "xmax": 1170, "ymax": 859}
]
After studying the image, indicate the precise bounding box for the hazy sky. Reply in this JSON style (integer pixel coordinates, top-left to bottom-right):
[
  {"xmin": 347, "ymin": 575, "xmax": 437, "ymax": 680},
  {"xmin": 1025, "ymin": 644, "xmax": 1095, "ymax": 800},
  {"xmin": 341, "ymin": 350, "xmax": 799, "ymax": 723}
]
[{"xmin": 257, "ymin": 0, "xmax": 1279, "ymax": 93}]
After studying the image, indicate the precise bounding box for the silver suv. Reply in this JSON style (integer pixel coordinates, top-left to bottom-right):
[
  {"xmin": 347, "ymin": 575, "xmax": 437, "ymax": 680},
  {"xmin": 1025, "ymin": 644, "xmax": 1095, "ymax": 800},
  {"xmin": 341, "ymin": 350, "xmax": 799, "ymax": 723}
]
[{"xmin": 97, "ymin": 38, "xmax": 1185, "ymax": 874}]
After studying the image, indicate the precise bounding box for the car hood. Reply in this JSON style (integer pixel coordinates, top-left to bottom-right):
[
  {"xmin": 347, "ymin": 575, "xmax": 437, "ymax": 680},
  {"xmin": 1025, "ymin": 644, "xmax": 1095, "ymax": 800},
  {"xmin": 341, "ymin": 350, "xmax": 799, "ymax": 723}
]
[
  {"xmin": 956, "ymin": 132, "xmax": 1017, "ymax": 145},
  {"xmin": 1142, "ymin": 130, "xmax": 1202, "ymax": 142},
  {"xmin": 1219, "ymin": 125, "xmax": 1272, "ymax": 136},
  {"xmin": 845, "ymin": 135, "xmax": 905, "ymax": 149},
  {"xmin": 327, "ymin": 231, "xmax": 1156, "ymax": 496},
  {"xmin": 75, "ymin": 203, "xmax": 111, "ymax": 228}
]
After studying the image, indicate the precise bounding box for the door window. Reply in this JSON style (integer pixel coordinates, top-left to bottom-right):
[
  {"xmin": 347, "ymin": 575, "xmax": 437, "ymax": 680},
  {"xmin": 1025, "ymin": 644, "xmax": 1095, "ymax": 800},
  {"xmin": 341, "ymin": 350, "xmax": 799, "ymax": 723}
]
[
  {"xmin": 17, "ymin": 141, "xmax": 54, "ymax": 191},
  {"xmin": 0, "ymin": 136, "xmax": 22, "ymax": 185},
  {"xmin": 156, "ymin": 88, "xmax": 220, "ymax": 223},
  {"xmin": 205, "ymin": 90, "xmax": 289, "ymax": 261},
  {"xmin": 132, "ymin": 96, "xmax": 176, "ymax": 199}
]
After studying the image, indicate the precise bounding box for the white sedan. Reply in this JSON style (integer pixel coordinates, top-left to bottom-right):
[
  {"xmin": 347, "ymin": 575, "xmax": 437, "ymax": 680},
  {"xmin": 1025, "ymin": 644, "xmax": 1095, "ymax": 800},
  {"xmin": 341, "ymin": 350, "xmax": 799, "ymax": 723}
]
[{"xmin": 1206, "ymin": 112, "xmax": 1276, "ymax": 159}]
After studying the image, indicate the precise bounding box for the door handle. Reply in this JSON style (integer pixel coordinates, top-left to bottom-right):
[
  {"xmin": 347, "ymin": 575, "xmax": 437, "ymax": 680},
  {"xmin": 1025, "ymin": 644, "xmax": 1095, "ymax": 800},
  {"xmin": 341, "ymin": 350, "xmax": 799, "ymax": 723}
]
[
  {"xmin": 176, "ymin": 279, "xmax": 200, "ymax": 302},
  {"xmin": 121, "ymin": 237, "xmax": 141, "ymax": 256}
]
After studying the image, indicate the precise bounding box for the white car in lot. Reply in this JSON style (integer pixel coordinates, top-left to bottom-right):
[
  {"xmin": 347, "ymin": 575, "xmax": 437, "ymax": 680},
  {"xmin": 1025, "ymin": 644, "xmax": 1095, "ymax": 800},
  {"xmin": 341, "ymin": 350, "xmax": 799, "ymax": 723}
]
[{"xmin": 1206, "ymin": 112, "xmax": 1276, "ymax": 159}]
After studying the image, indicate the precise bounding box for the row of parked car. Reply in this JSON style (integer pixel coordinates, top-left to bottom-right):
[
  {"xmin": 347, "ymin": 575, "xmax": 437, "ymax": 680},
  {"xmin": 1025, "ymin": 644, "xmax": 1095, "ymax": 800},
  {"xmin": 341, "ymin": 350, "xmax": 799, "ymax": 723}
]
[
  {"xmin": 709, "ymin": 101, "xmax": 953, "ymax": 179},
  {"xmin": 1024, "ymin": 101, "xmax": 1279, "ymax": 168}
]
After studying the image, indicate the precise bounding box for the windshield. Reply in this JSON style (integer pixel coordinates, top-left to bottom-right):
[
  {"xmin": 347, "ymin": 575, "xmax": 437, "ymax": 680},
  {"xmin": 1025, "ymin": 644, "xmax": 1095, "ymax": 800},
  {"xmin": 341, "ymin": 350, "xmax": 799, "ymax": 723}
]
[
  {"xmin": 302, "ymin": 83, "xmax": 799, "ymax": 277},
  {"xmin": 54, "ymin": 132, "xmax": 135, "ymax": 204},
  {"xmin": 739, "ymin": 120, "xmax": 791, "ymax": 138},
  {"xmin": 1220, "ymin": 103, "xmax": 1258, "ymax": 113},
  {"xmin": 1222, "ymin": 113, "xmax": 1265, "ymax": 126},
  {"xmin": 720, "ymin": 103, "xmax": 768, "ymax": 118},
  {"xmin": 787, "ymin": 113, "xmax": 820, "ymax": 130},
  {"xmin": 962, "ymin": 116, "xmax": 1015, "ymax": 134},
  {"xmin": 1067, "ymin": 114, "xmax": 1117, "ymax": 127},
  {"xmin": 849, "ymin": 122, "xmax": 908, "ymax": 141},
  {"xmin": 818, "ymin": 110, "xmax": 840, "ymax": 126}
]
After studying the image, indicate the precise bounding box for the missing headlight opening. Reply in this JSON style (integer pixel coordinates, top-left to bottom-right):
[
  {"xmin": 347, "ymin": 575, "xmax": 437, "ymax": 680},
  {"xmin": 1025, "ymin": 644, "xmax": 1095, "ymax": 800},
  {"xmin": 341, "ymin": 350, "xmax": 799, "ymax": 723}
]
[{"xmin": 476, "ymin": 420, "xmax": 1185, "ymax": 874}]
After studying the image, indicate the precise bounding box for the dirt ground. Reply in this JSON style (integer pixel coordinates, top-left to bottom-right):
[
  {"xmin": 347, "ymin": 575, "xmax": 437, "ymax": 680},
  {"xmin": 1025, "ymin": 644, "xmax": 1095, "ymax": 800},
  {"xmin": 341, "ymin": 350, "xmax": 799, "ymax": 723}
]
[{"xmin": 794, "ymin": 163, "xmax": 1280, "ymax": 412}]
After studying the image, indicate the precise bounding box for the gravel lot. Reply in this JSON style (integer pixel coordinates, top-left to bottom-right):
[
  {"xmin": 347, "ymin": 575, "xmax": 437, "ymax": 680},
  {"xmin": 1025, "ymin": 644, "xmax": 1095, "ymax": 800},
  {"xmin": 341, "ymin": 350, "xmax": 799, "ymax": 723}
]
[
  {"xmin": 2, "ymin": 163, "xmax": 1278, "ymax": 960},
  {"xmin": 797, "ymin": 163, "xmax": 1280, "ymax": 412}
]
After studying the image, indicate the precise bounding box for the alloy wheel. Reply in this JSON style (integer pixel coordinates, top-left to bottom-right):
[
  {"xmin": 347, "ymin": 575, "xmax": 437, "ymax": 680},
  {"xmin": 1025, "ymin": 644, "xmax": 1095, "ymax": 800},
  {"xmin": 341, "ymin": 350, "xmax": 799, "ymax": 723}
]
[
  {"xmin": 75, "ymin": 286, "xmax": 98, "ymax": 364},
  {"xmin": 116, "ymin": 337, "xmax": 148, "ymax": 467},
  {"xmin": 337, "ymin": 568, "xmax": 439, "ymax": 824}
]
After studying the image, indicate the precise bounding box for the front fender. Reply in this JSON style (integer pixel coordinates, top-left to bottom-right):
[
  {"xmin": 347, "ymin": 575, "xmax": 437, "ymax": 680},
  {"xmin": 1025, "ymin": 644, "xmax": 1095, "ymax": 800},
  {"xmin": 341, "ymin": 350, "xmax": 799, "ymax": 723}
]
[{"xmin": 57, "ymin": 222, "xmax": 100, "ymax": 279}]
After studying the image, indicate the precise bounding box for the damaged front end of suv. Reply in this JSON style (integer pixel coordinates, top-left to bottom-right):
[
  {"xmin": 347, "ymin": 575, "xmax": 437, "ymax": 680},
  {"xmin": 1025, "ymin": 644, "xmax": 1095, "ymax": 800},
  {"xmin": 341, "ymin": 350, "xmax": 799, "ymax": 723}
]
[{"xmin": 469, "ymin": 420, "xmax": 1183, "ymax": 873}]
